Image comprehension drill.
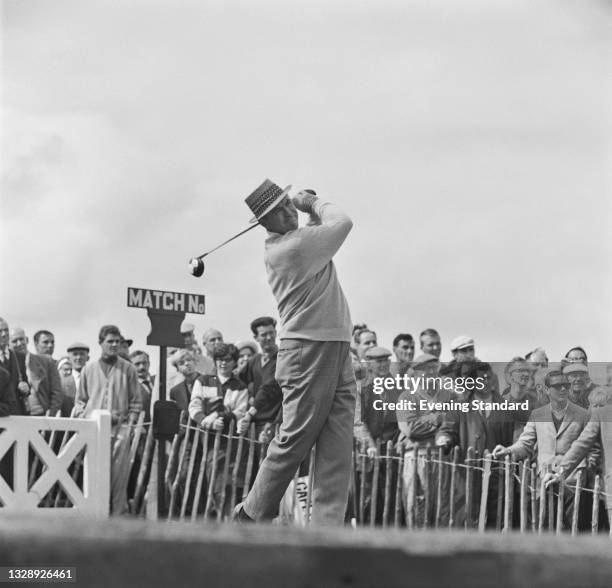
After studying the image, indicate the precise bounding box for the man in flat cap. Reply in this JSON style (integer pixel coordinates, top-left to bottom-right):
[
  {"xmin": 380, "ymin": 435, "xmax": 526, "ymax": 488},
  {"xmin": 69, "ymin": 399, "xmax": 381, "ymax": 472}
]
[
  {"xmin": 62, "ymin": 342, "xmax": 90, "ymax": 416},
  {"xmin": 360, "ymin": 346, "xmax": 401, "ymax": 525},
  {"xmin": 440, "ymin": 335, "xmax": 475, "ymax": 378},
  {"xmin": 563, "ymin": 362, "xmax": 610, "ymax": 409},
  {"xmin": 396, "ymin": 353, "xmax": 452, "ymax": 525},
  {"xmin": 236, "ymin": 180, "xmax": 355, "ymax": 525}
]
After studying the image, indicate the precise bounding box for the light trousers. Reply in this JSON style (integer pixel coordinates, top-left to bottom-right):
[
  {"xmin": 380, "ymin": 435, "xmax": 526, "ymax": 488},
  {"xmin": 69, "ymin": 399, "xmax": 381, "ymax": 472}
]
[{"xmin": 244, "ymin": 339, "xmax": 356, "ymax": 525}]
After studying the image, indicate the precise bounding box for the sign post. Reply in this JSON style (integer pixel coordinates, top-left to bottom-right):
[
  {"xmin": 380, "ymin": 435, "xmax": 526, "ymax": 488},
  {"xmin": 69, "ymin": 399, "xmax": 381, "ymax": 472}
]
[{"xmin": 127, "ymin": 286, "xmax": 206, "ymax": 517}]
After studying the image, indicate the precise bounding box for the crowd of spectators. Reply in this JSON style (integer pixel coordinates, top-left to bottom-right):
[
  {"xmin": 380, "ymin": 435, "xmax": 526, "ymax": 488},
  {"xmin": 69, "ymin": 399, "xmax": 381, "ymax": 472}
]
[{"xmin": 2, "ymin": 315, "xmax": 612, "ymax": 528}]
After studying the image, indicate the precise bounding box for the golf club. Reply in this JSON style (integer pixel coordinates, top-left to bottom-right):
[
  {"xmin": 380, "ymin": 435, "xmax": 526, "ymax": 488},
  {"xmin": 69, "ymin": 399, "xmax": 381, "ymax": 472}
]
[
  {"xmin": 188, "ymin": 223, "xmax": 260, "ymax": 277},
  {"xmin": 188, "ymin": 189, "xmax": 317, "ymax": 277}
]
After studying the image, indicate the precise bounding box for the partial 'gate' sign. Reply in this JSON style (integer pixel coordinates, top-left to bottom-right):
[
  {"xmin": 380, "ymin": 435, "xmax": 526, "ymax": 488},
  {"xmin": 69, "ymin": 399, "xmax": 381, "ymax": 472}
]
[{"xmin": 127, "ymin": 287, "xmax": 205, "ymax": 315}]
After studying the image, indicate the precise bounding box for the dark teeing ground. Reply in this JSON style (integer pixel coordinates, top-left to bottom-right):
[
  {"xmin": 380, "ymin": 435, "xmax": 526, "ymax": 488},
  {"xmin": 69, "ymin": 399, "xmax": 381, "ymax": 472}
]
[{"xmin": 0, "ymin": 515, "xmax": 611, "ymax": 587}]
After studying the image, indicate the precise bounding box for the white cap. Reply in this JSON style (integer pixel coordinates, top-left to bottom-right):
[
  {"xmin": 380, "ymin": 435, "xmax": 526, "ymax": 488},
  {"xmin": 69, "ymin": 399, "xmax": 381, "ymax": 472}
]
[
  {"xmin": 180, "ymin": 322, "xmax": 195, "ymax": 335},
  {"xmin": 450, "ymin": 335, "xmax": 474, "ymax": 352}
]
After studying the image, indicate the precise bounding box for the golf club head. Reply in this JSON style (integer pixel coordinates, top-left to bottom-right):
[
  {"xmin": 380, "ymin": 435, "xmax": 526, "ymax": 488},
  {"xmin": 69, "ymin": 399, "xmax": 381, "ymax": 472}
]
[{"xmin": 188, "ymin": 257, "xmax": 205, "ymax": 277}]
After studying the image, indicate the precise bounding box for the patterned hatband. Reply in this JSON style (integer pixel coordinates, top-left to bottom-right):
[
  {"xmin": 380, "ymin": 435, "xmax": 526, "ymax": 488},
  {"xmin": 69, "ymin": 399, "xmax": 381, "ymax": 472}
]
[{"xmin": 245, "ymin": 179, "xmax": 291, "ymax": 223}]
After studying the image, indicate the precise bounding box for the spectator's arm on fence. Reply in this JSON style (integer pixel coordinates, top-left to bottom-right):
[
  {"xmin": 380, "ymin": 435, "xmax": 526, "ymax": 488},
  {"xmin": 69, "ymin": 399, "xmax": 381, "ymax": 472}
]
[
  {"xmin": 558, "ymin": 410, "xmax": 602, "ymax": 479},
  {"xmin": 506, "ymin": 416, "xmax": 537, "ymax": 461},
  {"xmin": 402, "ymin": 406, "xmax": 442, "ymax": 440},
  {"xmin": 437, "ymin": 410, "xmax": 459, "ymax": 450},
  {"xmin": 586, "ymin": 440, "xmax": 601, "ymax": 470},
  {"xmin": 252, "ymin": 381, "xmax": 282, "ymax": 417}
]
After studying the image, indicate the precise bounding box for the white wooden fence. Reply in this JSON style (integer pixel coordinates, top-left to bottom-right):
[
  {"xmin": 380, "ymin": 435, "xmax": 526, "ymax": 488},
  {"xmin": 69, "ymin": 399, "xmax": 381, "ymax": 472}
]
[{"xmin": 0, "ymin": 410, "xmax": 111, "ymax": 518}]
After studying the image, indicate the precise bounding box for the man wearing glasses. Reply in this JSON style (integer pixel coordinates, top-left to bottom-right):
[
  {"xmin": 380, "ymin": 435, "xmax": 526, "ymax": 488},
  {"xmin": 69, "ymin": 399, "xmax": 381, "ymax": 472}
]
[{"xmin": 494, "ymin": 369, "xmax": 595, "ymax": 530}]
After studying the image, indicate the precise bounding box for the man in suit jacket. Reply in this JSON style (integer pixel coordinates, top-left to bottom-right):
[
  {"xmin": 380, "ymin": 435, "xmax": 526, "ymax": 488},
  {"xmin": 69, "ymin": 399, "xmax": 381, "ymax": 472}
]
[
  {"xmin": 0, "ymin": 318, "xmax": 27, "ymax": 415},
  {"xmin": 437, "ymin": 361, "xmax": 513, "ymax": 528},
  {"xmin": 129, "ymin": 349, "xmax": 155, "ymax": 422},
  {"xmin": 10, "ymin": 327, "xmax": 63, "ymax": 416},
  {"xmin": 0, "ymin": 365, "xmax": 17, "ymax": 416},
  {"xmin": 544, "ymin": 401, "xmax": 612, "ymax": 527},
  {"xmin": 495, "ymin": 369, "xmax": 595, "ymax": 530},
  {"xmin": 169, "ymin": 349, "xmax": 201, "ymax": 415}
]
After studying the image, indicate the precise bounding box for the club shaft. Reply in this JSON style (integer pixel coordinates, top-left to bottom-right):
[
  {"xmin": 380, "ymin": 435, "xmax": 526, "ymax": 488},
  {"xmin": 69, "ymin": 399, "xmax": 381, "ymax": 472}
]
[{"xmin": 195, "ymin": 223, "xmax": 259, "ymax": 260}]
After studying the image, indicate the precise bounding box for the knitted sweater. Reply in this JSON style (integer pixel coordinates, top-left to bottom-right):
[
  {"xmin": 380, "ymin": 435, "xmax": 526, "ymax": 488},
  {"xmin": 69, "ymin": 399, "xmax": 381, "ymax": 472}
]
[
  {"xmin": 264, "ymin": 200, "xmax": 353, "ymax": 342},
  {"xmin": 75, "ymin": 357, "xmax": 142, "ymax": 422}
]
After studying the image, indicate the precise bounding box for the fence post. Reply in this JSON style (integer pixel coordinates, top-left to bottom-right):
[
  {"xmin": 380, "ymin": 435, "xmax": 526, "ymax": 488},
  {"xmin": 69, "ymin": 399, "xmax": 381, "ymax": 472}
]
[
  {"xmin": 349, "ymin": 441, "xmax": 358, "ymax": 526},
  {"xmin": 538, "ymin": 476, "xmax": 547, "ymax": 534},
  {"xmin": 530, "ymin": 463, "xmax": 537, "ymax": 533},
  {"xmin": 180, "ymin": 425, "xmax": 201, "ymax": 521},
  {"xmin": 393, "ymin": 442, "xmax": 404, "ymax": 528},
  {"xmin": 555, "ymin": 478, "xmax": 565, "ymax": 535},
  {"xmin": 370, "ymin": 439, "xmax": 381, "ymax": 527},
  {"xmin": 464, "ymin": 447, "xmax": 474, "ymax": 530},
  {"xmin": 448, "ymin": 446, "xmax": 459, "ymax": 529},
  {"xmin": 168, "ymin": 424, "xmax": 191, "ymax": 520},
  {"xmin": 191, "ymin": 429, "xmax": 209, "ymax": 522},
  {"xmin": 478, "ymin": 451, "xmax": 492, "ymax": 532},
  {"xmin": 407, "ymin": 448, "xmax": 418, "ymax": 530},
  {"xmin": 502, "ymin": 455, "xmax": 512, "ymax": 533},
  {"xmin": 230, "ymin": 427, "xmax": 245, "ymax": 514},
  {"xmin": 571, "ymin": 469, "xmax": 583, "ymax": 536},
  {"xmin": 423, "ymin": 446, "xmax": 432, "ymax": 528},
  {"xmin": 519, "ymin": 460, "xmax": 528, "ymax": 533},
  {"xmin": 547, "ymin": 478, "xmax": 555, "ymax": 531},
  {"xmin": 92, "ymin": 409, "xmax": 111, "ymax": 519},
  {"xmin": 241, "ymin": 423, "xmax": 256, "ymax": 502},
  {"xmin": 359, "ymin": 441, "xmax": 367, "ymax": 526},
  {"xmin": 217, "ymin": 421, "xmax": 235, "ymax": 522},
  {"xmin": 591, "ymin": 475, "xmax": 601, "ymax": 535},
  {"xmin": 305, "ymin": 445, "xmax": 316, "ymax": 525},
  {"xmin": 435, "ymin": 447, "xmax": 444, "ymax": 529},
  {"xmin": 382, "ymin": 440, "xmax": 393, "ymax": 528},
  {"xmin": 204, "ymin": 431, "xmax": 222, "ymax": 518}
]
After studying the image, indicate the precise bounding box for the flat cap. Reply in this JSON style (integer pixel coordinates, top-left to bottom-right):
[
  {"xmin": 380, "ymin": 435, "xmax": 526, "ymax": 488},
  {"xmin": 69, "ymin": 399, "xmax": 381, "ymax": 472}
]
[
  {"xmin": 563, "ymin": 362, "xmax": 589, "ymax": 375},
  {"xmin": 450, "ymin": 335, "xmax": 474, "ymax": 352},
  {"xmin": 365, "ymin": 346, "xmax": 392, "ymax": 360},
  {"xmin": 67, "ymin": 342, "xmax": 89, "ymax": 352},
  {"xmin": 412, "ymin": 353, "xmax": 440, "ymax": 369}
]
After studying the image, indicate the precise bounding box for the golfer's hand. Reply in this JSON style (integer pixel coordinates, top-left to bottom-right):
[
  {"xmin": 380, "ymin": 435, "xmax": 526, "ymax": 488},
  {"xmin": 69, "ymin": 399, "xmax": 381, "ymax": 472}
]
[
  {"xmin": 543, "ymin": 472, "xmax": 561, "ymax": 488},
  {"xmin": 292, "ymin": 190, "xmax": 317, "ymax": 213},
  {"xmin": 366, "ymin": 446, "xmax": 378, "ymax": 459},
  {"xmin": 492, "ymin": 445, "xmax": 509, "ymax": 458},
  {"xmin": 212, "ymin": 417, "xmax": 225, "ymax": 431}
]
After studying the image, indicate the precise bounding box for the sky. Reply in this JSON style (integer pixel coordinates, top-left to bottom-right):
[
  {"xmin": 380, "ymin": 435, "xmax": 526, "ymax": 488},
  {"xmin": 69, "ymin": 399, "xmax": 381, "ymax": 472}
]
[{"xmin": 1, "ymin": 0, "xmax": 611, "ymax": 370}]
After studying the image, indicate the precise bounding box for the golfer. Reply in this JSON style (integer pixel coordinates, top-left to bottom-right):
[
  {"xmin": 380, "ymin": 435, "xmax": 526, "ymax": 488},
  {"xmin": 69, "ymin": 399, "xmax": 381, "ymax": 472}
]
[{"xmin": 235, "ymin": 179, "xmax": 356, "ymax": 525}]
